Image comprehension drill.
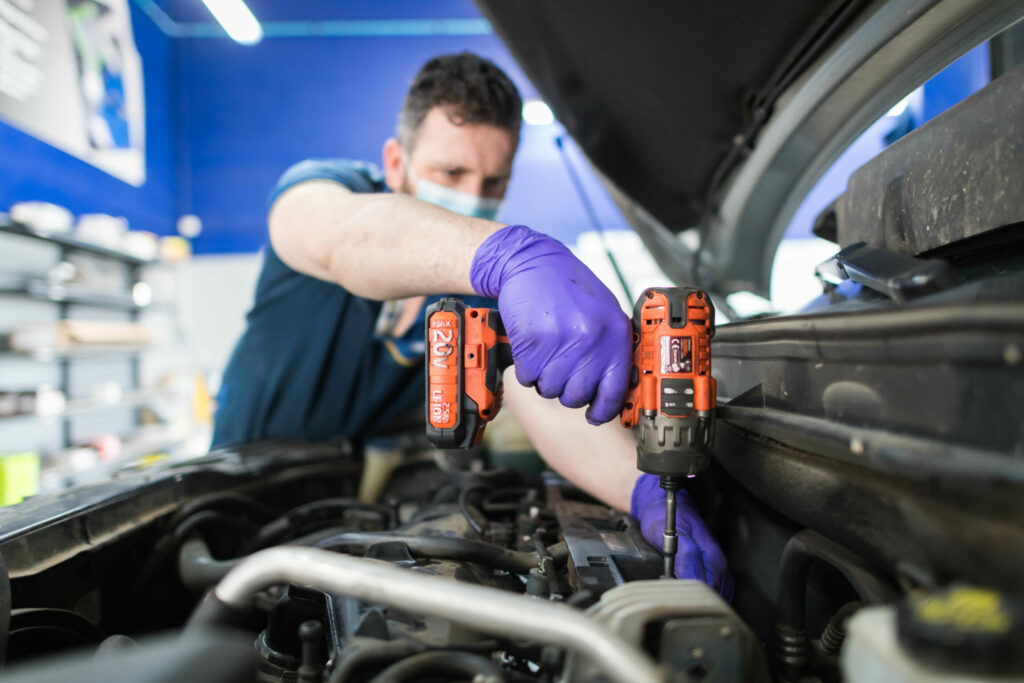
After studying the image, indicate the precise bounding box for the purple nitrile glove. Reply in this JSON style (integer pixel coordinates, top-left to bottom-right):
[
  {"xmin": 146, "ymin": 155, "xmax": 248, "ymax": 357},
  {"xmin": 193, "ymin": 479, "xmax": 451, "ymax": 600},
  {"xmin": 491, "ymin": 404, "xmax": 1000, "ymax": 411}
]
[
  {"xmin": 631, "ymin": 473, "xmax": 734, "ymax": 600},
  {"xmin": 470, "ymin": 225, "xmax": 631, "ymax": 424}
]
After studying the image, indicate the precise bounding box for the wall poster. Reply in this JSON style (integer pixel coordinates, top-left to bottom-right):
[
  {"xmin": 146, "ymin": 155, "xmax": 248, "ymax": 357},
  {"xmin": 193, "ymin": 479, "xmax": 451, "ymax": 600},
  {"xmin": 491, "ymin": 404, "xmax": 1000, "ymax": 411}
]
[{"xmin": 0, "ymin": 0, "xmax": 145, "ymax": 186}]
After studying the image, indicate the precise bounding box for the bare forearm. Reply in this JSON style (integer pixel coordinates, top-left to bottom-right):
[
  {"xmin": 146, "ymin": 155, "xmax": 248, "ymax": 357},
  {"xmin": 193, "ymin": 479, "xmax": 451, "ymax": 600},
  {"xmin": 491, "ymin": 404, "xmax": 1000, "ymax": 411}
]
[
  {"xmin": 503, "ymin": 372, "xmax": 638, "ymax": 511},
  {"xmin": 269, "ymin": 181, "xmax": 502, "ymax": 300},
  {"xmin": 324, "ymin": 193, "xmax": 500, "ymax": 299}
]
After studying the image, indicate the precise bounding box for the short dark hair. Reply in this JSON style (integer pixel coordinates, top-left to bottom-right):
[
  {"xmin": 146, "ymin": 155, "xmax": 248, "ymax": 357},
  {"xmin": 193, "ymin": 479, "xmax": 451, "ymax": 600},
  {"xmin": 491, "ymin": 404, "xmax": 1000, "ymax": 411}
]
[{"xmin": 397, "ymin": 52, "xmax": 522, "ymax": 150}]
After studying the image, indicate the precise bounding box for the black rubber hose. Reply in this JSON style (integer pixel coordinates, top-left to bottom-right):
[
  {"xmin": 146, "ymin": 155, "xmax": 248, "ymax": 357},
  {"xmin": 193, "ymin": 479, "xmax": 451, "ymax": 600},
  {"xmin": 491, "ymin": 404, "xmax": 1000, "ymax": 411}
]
[
  {"xmin": 289, "ymin": 525, "xmax": 361, "ymax": 547},
  {"xmin": 775, "ymin": 530, "xmax": 898, "ymax": 682},
  {"xmin": 547, "ymin": 541, "xmax": 569, "ymax": 565},
  {"xmin": 0, "ymin": 552, "xmax": 9, "ymax": 669},
  {"xmin": 167, "ymin": 492, "xmax": 277, "ymax": 529},
  {"xmin": 171, "ymin": 511, "xmax": 261, "ymax": 545},
  {"xmin": 368, "ymin": 650, "xmax": 504, "ymax": 683},
  {"xmin": 133, "ymin": 511, "xmax": 261, "ymax": 600},
  {"xmin": 458, "ymin": 485, "xmax": 492, "ymax": 538},
  {"xmin": 325, "ymin": 639, "xmax": 523, "ymax": 683},
  {"xmin": 326, "ymin": 640, "xmax": 424, "ymax": 683},
  {"xmin": 178, "ymin": 526, "xmax": 356, "ymax": 592},
  {"xmin": 178, "ymin": 537, "xmax": 240, "ymax": 592},
  {"xmin": 315, "ymin": 532, "xmax": 557, "ymax": 575},
  {"xmin": 777, "ymin": 530, "xmax": 897, "ymax": 629},
  {"xmin": 247, "ymin": 498, "xmax": 393, "ymax": 551},
  {"xmin": 819, "ymin": 601, "xmax": 862, "ymax": 656}
]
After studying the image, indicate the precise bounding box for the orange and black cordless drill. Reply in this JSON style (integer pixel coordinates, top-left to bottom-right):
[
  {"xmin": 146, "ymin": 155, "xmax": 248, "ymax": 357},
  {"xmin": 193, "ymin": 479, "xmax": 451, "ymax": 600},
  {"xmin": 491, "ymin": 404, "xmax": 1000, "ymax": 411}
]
[
  {"xmin": 621, "ymin": 287, "xmax": 717, "ymax": 577},
  {"xmin": 425, "ymin": 298, "xmax": 513, "ymax": 449}
]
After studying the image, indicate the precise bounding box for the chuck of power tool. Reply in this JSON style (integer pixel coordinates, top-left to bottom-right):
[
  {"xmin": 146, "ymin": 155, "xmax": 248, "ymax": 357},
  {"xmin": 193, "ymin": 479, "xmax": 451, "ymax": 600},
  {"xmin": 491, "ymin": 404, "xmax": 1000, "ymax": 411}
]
[
  {"xmin": 620, "ymin": 287, "xmax": 716, "ymax": 577},
  {"xmin": 425, "ymin": 298, "xmax": 514, "ymax": 449}
]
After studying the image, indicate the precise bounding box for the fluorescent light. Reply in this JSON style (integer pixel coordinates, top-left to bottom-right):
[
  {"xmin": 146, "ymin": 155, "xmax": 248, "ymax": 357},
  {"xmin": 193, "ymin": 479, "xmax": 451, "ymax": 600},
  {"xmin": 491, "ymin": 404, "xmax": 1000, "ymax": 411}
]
[
  {"xmin": 200, "ymin": 0, "xmax": 263, "ymax": 45},
  {"xmin": 886, "ymin": 94, "xmax": 912, "ymax": 118},
  {"xmin": 522, "ymin": 100, "xmax": 555, "ymax": 126}
]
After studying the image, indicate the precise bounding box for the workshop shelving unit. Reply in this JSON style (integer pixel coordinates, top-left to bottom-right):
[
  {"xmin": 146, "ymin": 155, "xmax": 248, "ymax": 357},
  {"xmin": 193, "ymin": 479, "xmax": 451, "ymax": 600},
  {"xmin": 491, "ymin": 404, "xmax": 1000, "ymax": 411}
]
[
  {"xmin": 0, "ymin": 215, "xmax": 197, "ymax": 492},
  {"xmin": 0, "ymin": 217, "xmax": 151, "ymax": 448},
  {"xmin": 1, "ymin": 278, "xmax": 147, "ymax": 309}
]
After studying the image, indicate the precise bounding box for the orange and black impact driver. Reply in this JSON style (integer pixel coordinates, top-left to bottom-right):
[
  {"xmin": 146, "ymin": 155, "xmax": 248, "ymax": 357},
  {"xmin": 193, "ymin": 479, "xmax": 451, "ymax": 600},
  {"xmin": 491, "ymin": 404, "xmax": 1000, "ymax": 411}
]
[
  {"xmin": 425, "ymin": 298, "xmax": 513, "ymax": 449},
  {"xmin": 621, "ymin": 287, "xmax": 717, "ymax": 577}
]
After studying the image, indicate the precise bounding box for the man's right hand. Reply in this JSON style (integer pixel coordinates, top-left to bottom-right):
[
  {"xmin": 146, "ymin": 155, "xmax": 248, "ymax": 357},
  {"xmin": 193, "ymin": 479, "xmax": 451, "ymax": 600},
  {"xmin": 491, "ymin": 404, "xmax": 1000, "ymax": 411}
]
[{"xmin": 469, "ymin": 225, "xmax": 632, "ymax": 424}]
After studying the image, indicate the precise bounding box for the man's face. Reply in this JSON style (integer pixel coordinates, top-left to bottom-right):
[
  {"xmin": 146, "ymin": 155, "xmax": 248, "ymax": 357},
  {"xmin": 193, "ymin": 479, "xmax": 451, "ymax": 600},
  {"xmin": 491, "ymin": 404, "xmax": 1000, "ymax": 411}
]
[{"xmin": 384, "ymin": 106, "xmax": 518, "ymax": 200}]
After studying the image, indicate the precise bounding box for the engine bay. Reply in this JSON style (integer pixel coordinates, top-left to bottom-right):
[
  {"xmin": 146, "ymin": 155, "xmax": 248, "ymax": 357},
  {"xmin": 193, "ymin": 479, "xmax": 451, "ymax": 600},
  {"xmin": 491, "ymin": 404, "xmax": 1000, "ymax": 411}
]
[
  {"xmin": 0, "ymin": 442, "xmax": 772, "ymax": 682},
  {"xmin": 1, "ymin": 379, "xmax": 1022, "ymax": 683}
]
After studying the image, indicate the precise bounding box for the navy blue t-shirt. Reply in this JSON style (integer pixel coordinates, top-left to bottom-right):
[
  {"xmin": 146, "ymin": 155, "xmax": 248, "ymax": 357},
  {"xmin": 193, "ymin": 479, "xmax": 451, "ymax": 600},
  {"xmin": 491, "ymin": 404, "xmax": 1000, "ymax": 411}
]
[{"xmin": 212, "ymin": 159, "xmax": 490, "ymax": 447}]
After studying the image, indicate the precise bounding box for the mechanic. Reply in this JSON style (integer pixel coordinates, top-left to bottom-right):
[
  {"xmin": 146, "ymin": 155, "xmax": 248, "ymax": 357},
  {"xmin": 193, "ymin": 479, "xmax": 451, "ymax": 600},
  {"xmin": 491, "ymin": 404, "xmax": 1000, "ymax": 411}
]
[{"xmin": 213, "ymin": 52, "xmax": 730, "ymax": 598}]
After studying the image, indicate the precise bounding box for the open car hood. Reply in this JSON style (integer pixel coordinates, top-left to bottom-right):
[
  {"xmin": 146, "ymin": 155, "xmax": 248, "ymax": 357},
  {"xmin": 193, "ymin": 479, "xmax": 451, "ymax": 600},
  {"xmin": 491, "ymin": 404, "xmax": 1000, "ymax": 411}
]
[{"xmin": 476, "ymin": 0, "xmax": 1024, "ymax": 298}]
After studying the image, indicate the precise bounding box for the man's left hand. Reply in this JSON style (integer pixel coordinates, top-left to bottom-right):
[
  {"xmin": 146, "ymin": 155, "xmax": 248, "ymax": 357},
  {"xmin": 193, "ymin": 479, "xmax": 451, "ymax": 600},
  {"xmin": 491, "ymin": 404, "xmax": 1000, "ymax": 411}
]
[{"xmin": 631, "ymin": 473, "xmax": 734, "ymax": 600}]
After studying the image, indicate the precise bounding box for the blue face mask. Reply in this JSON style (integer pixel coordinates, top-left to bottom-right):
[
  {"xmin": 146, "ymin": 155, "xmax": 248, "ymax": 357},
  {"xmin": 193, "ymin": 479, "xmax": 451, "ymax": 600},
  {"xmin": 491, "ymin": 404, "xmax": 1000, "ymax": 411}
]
[
  {"xmin": 415, "ymin": 179, "xmax": 503, "ymax": 221},
  {"xmin": 404, "ymin": 156, "xmax": 504, "ymax": 221}
]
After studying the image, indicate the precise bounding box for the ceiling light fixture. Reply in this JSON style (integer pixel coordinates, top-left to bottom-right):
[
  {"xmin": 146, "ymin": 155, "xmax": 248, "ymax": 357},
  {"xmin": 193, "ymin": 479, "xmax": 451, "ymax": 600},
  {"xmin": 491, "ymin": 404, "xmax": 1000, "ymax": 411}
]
[
  {"xmin": 522, "ymin": 100, "xmax": 555, "ymax": 126},
  {"xmin": 200, "ymin": 0, "xmax": 263, "ymax": 45}
]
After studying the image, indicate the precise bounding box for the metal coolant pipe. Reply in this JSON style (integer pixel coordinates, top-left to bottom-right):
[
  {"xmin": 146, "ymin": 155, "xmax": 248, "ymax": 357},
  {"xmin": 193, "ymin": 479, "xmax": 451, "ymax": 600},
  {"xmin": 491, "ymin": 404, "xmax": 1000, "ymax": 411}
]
[{"xmin": 190, "ymin": 546, "xmax": 666, "ymax": 683}]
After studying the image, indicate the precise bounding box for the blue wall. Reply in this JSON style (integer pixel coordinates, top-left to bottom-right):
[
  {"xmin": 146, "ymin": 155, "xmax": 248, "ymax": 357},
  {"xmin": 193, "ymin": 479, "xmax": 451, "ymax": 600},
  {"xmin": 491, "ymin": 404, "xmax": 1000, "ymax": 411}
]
[
  {"xmin": 0, "ymin": 3, "xmax": 178, "ymax": 235},
  {"xmin": 177, "ymin": 34, "xmax": 535, "ymax": 253},
  {"xmin": 172, "ymin": 3, "xmax": 627, "ymax": 254},
  {"xmin": 1, "ymin": 0, "xmax": 627, "ymax": 254}
]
